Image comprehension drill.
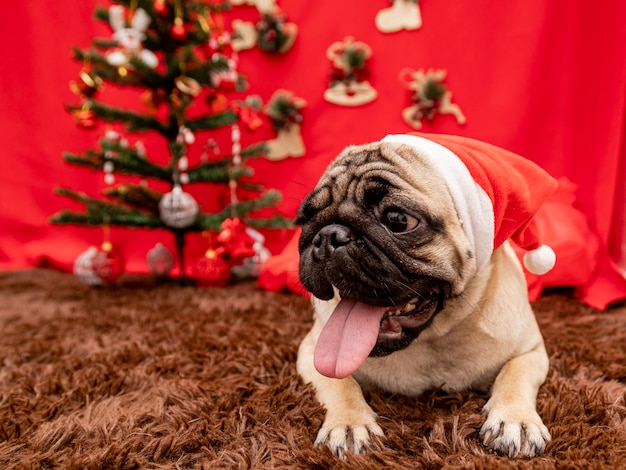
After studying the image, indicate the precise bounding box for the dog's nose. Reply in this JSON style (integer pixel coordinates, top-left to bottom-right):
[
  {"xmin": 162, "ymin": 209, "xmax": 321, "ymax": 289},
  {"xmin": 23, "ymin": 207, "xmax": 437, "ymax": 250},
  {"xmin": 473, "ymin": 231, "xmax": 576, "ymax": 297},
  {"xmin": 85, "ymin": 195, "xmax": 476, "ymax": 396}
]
[{"xmin": 312, "ymin": 224, "xmax": 353, "ymax": 260}]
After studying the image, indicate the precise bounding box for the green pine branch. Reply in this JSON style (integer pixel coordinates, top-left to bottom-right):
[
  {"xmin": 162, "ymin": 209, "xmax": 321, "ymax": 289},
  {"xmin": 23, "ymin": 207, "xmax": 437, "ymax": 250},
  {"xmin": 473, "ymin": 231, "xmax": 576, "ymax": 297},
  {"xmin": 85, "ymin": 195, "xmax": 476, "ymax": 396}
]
[
  {"xmin": 51, "ymin": 187, "xmax": 164, "ymax": 228},
  {"xmin": 104, "ymin": 184, "xmax": 162, "ymax": 214},
  {"xmin": 67, "ymin": 100, "xmax": 169, "ymax": 134},
  {"xmin": 245, "ymin": 213, "xmax": 294, "ymax": 230}
]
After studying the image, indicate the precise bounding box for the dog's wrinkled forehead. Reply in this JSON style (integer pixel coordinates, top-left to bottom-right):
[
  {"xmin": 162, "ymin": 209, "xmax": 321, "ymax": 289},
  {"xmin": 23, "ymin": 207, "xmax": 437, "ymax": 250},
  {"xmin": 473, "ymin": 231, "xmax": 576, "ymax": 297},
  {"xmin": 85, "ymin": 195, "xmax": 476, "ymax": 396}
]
[{"xmin": 298, "ymin": 142, "xmax": 438, "ymax": 222}]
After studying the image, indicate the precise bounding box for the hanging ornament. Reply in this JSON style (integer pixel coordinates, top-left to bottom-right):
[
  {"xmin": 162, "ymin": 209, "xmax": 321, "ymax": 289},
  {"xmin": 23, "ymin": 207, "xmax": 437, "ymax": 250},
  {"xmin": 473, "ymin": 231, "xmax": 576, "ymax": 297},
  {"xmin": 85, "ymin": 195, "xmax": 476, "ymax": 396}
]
[
  {"xmin": 207, "ymin": 29, "xmax": 232, "ymax": 55},
  {"xmin": 193, "ymin": 248, "xmax": 231, "ymax": 287},
  {"xmin": 73, "ymin": 246, "xmax": 104, "ymax": 286},
  {"xmin": 210, "ymin": 55, "xmax": 240, "ymax": 92},
  {"xmin": 230, "ymin": 0, "xmax": 278, "ymax": 14},
  {"xmin": 399, "ymin": 68, "xmax": 466, "ymax": 129},
  {"xmin": 323, "ymin": 36, "xmax": 377, "ymax": 107},
  {"xmin": 171, "ymin": 0, "xmax": 187, "ymax": 40},
  {"xmin": 231, "ymin": 226, "xmax": 272, "ymax": 279},
  {"xmin": 256, "ymin": 11, "xmax": 298, "ymax": 54},
  {"xmin": 231, "ymin": 19, "xmax": 258, "ymax": 52},
  {"xmin": 232, "ymin": 97, "xmax": 264, "ymax": 131},
  {"xmin": 206, "ymin": 92, "xmax": 230, "ymax": 115},
  {"xmin": 147, "ymin": 242, "xmax": 175, "ymax": 277},
  {"xmin": 70, "ymin": 68, "xmax": 103, "ymax": 99},
  {"xmin": 216, "ymin": 217, "xmax": 256, "ymax": 265},
  {"xmin": 72, "ymin": 104, "xmax": 97, "ymax": 128},
  {"xmin": 263, "ymin": 89, "xmax": 306, "ymax": 160},
  {"xmin": 159, "ymin": 185, "xmax": 199, "ymax": 228},
  {"xmin": 153, "ymin": 0, "xmax": 168, "ymax": 16},
  {"xmin": 200, "ymin": 138, "xmax": 220, "ymax": 162},
  {"xmin": 375, "ymin": 0, "xmax": 422, "ymax": 33},
  {"xmin": 175, "ymin": 76, "xmax": 202, "ymax": 97},
  {"xmin": 141, "ymin": 88, "xmax": 167, "ymax": 110},
  {"xmin": 92, "ymin": 244, "xmax": 125, "ymax": 282},
  {"xmin": 171, "ymin": 19, "xmax": 187, "ymax": 40},
  {"xmin": 106, "ymin": 5, "xmax": 159, "ymax": 69}
]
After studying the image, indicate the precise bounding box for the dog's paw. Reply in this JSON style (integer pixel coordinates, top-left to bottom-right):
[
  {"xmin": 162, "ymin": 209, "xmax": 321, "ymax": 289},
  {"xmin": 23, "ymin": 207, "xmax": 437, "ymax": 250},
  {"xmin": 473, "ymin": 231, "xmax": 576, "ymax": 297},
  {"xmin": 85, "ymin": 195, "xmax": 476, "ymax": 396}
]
[
  {"xmin": 480, "ymin": 405, "xmax": 550, "ymax": 458},
  {"xmin": 315, "ymin": 418, "xmax": 384, "ymax": 457}
]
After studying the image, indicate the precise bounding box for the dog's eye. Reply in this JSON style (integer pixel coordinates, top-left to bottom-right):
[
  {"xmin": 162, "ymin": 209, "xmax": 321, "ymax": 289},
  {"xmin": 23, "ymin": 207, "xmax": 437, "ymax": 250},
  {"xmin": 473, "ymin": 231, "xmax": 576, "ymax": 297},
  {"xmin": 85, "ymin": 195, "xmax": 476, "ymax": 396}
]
[{"xmin": 381, "ymin": 209, "xmax": 419, "ymax": 233}]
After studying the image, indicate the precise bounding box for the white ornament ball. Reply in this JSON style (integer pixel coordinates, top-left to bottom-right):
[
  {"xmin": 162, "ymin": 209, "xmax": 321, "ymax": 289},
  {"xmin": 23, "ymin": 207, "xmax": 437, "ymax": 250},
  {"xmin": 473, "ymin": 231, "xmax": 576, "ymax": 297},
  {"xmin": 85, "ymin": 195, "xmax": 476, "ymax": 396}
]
[
  {"xmin": 73, "ymin": 246, "xmax": 103, "ymax": 286},
  {"xmin": 147, "ymin": 242, "xmax": 175, "ymax": 277},
  {"xmin": 159, "ymin": 185, "xmax": 199, "ymax": 229}
]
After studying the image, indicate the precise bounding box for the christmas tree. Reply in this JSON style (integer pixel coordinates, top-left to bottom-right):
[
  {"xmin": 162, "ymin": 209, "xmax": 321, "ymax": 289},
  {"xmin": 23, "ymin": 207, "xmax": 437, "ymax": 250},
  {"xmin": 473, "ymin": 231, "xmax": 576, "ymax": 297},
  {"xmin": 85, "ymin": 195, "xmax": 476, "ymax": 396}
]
[{"xmin": 51, "ymin": 0, "xmax": 295, "ymax": 285}]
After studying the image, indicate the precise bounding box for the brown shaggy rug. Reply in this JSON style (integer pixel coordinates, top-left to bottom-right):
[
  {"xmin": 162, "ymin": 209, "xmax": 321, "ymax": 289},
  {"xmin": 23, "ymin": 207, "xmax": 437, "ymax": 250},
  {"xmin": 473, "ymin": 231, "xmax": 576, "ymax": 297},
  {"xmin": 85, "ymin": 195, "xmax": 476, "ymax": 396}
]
[{"xmin": 0, "ymin": 269, "xmax": 625, "ymax": 469}]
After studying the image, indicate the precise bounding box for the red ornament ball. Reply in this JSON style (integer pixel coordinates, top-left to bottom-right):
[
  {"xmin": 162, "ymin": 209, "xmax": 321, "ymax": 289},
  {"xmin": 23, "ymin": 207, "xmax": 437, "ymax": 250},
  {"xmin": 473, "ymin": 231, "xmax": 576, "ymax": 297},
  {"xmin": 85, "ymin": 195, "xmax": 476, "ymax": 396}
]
[
  {"xmin": 153, "ymin": 0, "xmax": 168, "ymax": 16},
  {"xmin": 92, "ymin": 245, "xmax": 125, "ymax": 282},
  {"xmin": 193, "ymin": 250, "xmax": 231, "ymax": 287},
  {"xmin": 171, "ymin": 20, "xmax": 187, "ymax": 40}
]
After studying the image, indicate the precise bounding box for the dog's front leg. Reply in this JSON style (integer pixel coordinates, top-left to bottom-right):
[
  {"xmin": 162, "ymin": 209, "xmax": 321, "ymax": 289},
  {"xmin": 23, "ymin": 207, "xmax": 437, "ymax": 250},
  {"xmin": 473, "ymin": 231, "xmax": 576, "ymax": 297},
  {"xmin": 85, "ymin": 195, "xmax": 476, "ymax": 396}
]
[
  {"xmin": 480, "ymin": 342, "xmax": 551, "ymax": 458},
  {"xmin": 297, "ymin": 321, "xmax": 383, "ymax": 457}
]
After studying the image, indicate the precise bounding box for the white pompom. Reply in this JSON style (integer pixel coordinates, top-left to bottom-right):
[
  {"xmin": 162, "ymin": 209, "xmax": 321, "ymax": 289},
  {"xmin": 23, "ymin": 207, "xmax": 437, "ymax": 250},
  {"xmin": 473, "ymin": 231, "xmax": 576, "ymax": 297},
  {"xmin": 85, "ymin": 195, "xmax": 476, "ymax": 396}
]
[{"xmin": 523, "ymin": 245, "xmax": 556, "ymax": 275}]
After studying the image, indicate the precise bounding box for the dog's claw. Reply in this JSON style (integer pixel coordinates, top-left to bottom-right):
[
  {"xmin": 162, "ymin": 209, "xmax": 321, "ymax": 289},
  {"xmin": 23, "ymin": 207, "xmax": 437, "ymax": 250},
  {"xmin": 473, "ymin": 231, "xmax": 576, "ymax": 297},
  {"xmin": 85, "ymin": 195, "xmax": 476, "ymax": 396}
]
[
  {"xmin": 480, "ymin": 406, "xmax": 550, "ymax": 458},
  {"xmin": 315, "ymin": 422, "xmax": 384, "ymax": 457}
]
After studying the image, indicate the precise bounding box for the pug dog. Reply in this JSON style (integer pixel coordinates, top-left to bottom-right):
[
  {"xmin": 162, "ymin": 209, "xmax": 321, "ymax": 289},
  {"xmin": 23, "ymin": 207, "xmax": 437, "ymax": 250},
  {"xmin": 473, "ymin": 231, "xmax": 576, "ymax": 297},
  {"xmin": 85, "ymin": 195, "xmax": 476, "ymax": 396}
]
[{"xmin": 296, "ymin": 133, "xmax": 556, "ymax": 458}]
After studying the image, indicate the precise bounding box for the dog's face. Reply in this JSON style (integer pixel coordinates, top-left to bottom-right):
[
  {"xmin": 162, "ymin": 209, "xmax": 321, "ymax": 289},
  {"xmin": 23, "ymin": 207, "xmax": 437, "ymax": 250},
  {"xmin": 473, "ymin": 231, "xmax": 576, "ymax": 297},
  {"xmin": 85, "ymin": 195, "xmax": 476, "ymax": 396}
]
[{"xmin": 297, "ymin": 142, "xmax": 478, "ymax": 357}]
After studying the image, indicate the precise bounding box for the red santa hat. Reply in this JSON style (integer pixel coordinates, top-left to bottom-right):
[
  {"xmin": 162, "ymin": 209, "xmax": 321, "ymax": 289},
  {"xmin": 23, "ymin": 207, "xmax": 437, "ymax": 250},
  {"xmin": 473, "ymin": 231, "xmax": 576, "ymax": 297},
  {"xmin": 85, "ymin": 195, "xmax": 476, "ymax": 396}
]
[{"xmin": 381, "ymin": 133, "xmax": 558, "ymax": 275}]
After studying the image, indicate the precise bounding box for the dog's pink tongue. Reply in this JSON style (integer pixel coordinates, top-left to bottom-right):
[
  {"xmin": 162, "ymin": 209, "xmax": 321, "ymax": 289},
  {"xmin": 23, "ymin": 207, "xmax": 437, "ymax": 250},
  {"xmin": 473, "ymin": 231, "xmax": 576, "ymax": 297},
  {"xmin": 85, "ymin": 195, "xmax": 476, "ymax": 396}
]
[{"xmin": 314, "ymin": 298, "xmax": 386, "ymax": 379}]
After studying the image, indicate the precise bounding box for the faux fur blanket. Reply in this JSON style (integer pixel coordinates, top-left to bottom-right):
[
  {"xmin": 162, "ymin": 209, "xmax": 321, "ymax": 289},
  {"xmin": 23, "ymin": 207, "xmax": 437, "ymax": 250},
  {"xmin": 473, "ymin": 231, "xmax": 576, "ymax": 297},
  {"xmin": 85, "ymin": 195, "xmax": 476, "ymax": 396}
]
[{"xmin": 0, "ymin": 269, "xmax": 625, "ymax": 469}]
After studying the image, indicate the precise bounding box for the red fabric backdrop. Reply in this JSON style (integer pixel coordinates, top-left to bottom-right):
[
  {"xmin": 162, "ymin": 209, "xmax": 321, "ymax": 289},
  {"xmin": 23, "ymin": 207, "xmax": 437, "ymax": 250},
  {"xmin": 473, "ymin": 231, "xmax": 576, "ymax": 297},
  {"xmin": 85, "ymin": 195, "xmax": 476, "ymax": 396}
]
[{"xmin": 1, "ymin": 1, "xmax": 625, "ymax": 307}]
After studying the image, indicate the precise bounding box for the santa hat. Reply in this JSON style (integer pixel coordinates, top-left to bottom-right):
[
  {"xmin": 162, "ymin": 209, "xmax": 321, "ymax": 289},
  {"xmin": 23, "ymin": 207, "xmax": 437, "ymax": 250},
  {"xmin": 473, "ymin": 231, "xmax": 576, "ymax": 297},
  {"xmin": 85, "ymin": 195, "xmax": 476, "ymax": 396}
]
[{"xmin": 381, "ymin": 133, "xmax": 558, "ymax": 275}]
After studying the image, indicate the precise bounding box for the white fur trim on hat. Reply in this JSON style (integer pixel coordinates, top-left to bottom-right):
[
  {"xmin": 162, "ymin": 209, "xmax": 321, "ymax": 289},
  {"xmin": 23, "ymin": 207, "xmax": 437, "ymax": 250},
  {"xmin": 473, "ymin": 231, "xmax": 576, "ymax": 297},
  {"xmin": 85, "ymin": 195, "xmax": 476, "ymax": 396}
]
[{"xmin": 381, "ymin": 134, "xmax": 494, "ymax": 270}]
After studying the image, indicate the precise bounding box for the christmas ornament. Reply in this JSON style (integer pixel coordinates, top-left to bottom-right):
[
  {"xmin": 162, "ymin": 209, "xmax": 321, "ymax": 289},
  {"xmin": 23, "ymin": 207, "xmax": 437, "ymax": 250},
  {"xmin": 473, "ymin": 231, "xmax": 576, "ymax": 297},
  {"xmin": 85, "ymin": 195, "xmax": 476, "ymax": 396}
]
[
  {"xmin": 206, "ymin": 92, "xmax": 230, "ymax": 115},
  {"xmin": 147, "ymin": 242, "xmax": 175, "ymax": 277},
  {"xmin": 73, "ymin": 246, "xmax": 104, "ymax": 286},
  {"xmin": 73, "ymin": 106, "xmax": 97, "ymax": 128},
  {"xmin": 70, "ymin": 69, "xmax": 103, "ymax": 99},
  {"xmin": 171, "ymin": 18, "xmax": 187, "ymax": 40},
  {"xmin": 193, "ymin": 248, "xmax": 231, "ymax": 287},
  {"xmin": 381, "ymin": 133, "xmax": 557, "ymax": 274},
  {"xmin": 175, "ymin": 76, "xmax": 202, "ymax": 97},
  {"xmin": 153, "ymin": 0, "xmax": 168, "ymax": 16},
  {"xmin": 230, "ymin": 0, "xmax": 277, "ymax": 14},
  {"xmin": 171, "ymin": 0, "xmax": 187, "ymax": 40},
  {"xmin": 92, "ymin": 242, "xmax": 125, "ymax": 282},
  {"xmin": 210, "ymin": 55, "xmax": 240, "ymax": 92},
  {"xmin": 399, "ymin": 68, "xmax": 466, "ymax": 129},
  {"xmin": 231, "ymin": 226, "xmax": 272, "ymax": 278},
  {"xmin": 233, "ymin": 98, "xmax": 264, "ymax": 131},
  {"xmin": 141, "ymin": 89, "xmax": 167, "ymax": 110},
  {"xmin": 106, "ymin": 5, "xmax": 159, "ymax": 69},
  {"xmin": 231, "ymin": 19, "xmax": 258, "ymax": 52},
  {"xmin": 375, "ymin": 0, "xmax": 422, "ymax": 33},
  {"xmin": 216, "ymin": 217, "xmax": 256, "ymax": 264},
  {"xmin": 200, "ymin": 138, "xmax": 220, "ymax": 162},
  {"xmin": 324, "ymin": 37, "xmax": 377, "ymax": 107},
  {"xmin": 207, "ymin": 29, "xmax": 232, "ymax": 55},
  {"xmin": 159, "ymin": 185, "xmax": 199, "ymax": 228},
  {"xmin": 263, "ymin": 89, "xmax": 306, "ymax": 160},
  {"xmin": 256, "ymin": 12, "xmax": 298, "ymax": 54}
]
